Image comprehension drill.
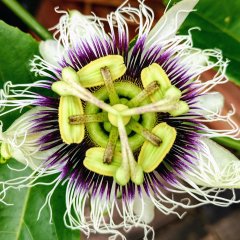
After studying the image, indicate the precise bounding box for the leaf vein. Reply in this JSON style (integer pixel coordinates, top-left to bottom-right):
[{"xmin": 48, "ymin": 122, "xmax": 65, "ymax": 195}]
[{"xmin": 15, "ymin": 189, "xmax": 31, "ymax": 240}]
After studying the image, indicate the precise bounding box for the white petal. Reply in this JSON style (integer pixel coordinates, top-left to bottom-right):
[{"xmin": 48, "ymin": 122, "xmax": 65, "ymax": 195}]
[
  {"xmin": 180, "ymin": 49, "xmax": 209, "ymax": 68},
  {"xmin": 6, "ymin": 107, "xmax": 44, "ymax": 133},
  {"xmin": 133, "ymin": 191, "xmax": 155, "ymax": 223},
  {"xmin": 68, "ymin": 10, "xmax": 93, "ymax": 39},
  {"xmin": 196, "ymin": 92, "xmax": 224, "ymax": 115},
  {"xmin": 39, "ymin": 40, "xmax": 65, "ymax": 67},
  {"xmin": 146, "ymin": 0, "xmax": 199, "ymax": 44},
  {"xmin": 1, "ymin": 107, "xmax": 59, "ymax": 170},
  {"xmin": 66, "ymin": 10, "xmax": 103, "ymax": 48},
  {"xmin": 11, "ymin": 146, "xmax": 57, "ymax": 170},
  {"xmin": 187, "ymin": 138, "xmax": 240, "ymax": 188}
]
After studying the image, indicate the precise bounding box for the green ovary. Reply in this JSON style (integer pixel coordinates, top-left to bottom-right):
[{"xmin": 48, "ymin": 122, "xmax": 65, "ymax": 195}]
[{"xmin": 85, "ymin": 82, "xmax": 157, "ymax": 151}]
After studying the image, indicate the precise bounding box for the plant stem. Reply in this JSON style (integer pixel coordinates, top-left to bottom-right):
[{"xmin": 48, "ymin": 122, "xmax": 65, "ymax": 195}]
[
  {"xmin": 2, "ymin": 0, "xmax": 52, "ymax": 40},
  {"xmin": 212, "ymin": 137, "xmax": 240, "ymax": 151}
]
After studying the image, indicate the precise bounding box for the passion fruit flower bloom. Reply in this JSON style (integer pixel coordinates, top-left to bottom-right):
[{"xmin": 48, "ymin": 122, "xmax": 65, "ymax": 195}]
[{"xmin": 0, "ymin": 0, "xmax": 240, "ymax": 238}]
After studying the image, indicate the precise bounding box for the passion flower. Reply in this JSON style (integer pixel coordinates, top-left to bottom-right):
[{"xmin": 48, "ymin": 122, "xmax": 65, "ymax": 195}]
[{"xmin": 0, "ymin": 0, "xmax": 240, "ymax": 239}]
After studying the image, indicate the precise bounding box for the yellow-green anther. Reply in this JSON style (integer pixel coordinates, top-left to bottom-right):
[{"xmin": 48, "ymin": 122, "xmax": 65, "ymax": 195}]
[
  {"xmin": 100, "ymin": 66, "xmax": 119, "ymax": 105},
  {"xmin": 103, "ymin": 127, "xmax": 119, "ymax": 164},
  {"xmin": 164, "ymin": 85, "xmax": 182, "ymax": 101},
  {"xmin": 51, "ymin": 81, "xmax": 74, "ymax": 96},
  {"xmin": 169, "ymin": 101, "xmax": 189, "ymax": 116},
  {"xmin": 141, "ymin": 63, "xmax": 171, "ymax": 101},
  {"xmin": 59, "ymin": 96, "xmax": 85, "ymax": 144},
  {"xmin": 56, "ymin": 67, "xmax": 118, "ymax": 115},
  {"xmin": 138, "ymin": 122, "xmax": 176, "ymax": 173},
  {"xmin": 84, "ymin": 147, "xmax": 121, "ymax": 176},
  {"xmin": 127, "ymin": 81, "xmax": 160, "ymax": 107},
  {"xmin": 1, "ymin": 142, "xmax": 12, "ymax": 161},
  {"xmin": 127, "ymin": 119, "xmax": 162, "ymax": 146},
  {"xmin": 69, "ymin": 112, "xmax": 108, "ymax": 124},
  {"xmin": 108, "ymin": 104, "xmax": 131, "ymax": 127},
  {"xmin": 77, "ymin": 55, "xmax": 127, "ymax": 88}
]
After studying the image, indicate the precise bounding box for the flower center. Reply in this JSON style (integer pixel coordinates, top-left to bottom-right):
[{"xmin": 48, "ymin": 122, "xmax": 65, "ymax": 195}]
[
  {"xmin": 108, "ymin": 104, "xmax": 131, "ymax": 127},
  {"xmin": 51, "ymin": 55, "xmax": 190, "ymax": 186},
  {"xmin": 84, "ymin": 81, "xmax": 156, "ymax": 152}
]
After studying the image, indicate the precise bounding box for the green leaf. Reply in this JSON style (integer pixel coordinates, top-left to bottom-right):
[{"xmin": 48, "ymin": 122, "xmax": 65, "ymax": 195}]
[
  {"xmin": 0, "ymin": 21, "xmax": 79, "ymax": 240},
  {"xmin": 0, "ymin": 21, "xmax": 39, "ymax": 85},
  {"xmin": 212, "ymin": 137, "xmax": 240, "ymax": 151},
  {"xmin": 0, "ymin": 160, "xmax": 80, "ymax": 240},
  {"xmin": 163, "ymin": 0, "xmax": 240, "ymax": 85},
  {"xmin": 0, "ymin": 20, "xmax": 40, "ymax": 130}
]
